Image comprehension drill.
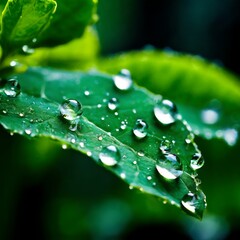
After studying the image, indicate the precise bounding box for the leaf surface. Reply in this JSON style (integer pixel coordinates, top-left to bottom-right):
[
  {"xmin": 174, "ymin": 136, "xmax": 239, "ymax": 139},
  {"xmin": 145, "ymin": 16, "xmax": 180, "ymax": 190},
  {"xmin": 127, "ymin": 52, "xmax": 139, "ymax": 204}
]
[
  {"xmin": 94, "ymin": 50, "xmax": 240, "ymax": 145},
  {"xmin": 36, "ymin": 0, "xmax": 98, "ymax": 47},
  {"xmin": 0, "ymin": 0, "xmax": 57, "ymax": 57},
  {"xmin": 0, "ymin": 67, "xmax": 206, "ymax": 218}
]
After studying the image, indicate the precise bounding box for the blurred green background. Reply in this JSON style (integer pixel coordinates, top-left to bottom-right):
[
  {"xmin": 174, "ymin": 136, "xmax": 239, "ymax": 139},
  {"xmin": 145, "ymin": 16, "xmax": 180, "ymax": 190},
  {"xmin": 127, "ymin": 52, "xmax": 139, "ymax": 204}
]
[{"xmin": 1, "ymin": 0, "xmax": 240, "ymax": 239}]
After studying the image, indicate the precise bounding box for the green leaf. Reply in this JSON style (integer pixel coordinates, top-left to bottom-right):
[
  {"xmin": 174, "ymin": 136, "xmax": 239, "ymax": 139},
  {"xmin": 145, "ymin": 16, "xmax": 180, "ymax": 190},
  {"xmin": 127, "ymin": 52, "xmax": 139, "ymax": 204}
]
[
  {"xmin": 36, "ymin": 0, "xmax": 98, "ymax": 47},
  {"xmin": 14, "ymin": 26, "xmax": 100, "ymax": 69},
  {"xmin": 0, "ymin": 0, "xmax": 57, "ymax": 58},
  {"xmin": 0, "ymin": 67, "xmax": 206, "ymax": 219},
  {"xmin": 94, "ymin": 50, "xmax": 240, "ymax": 145}
]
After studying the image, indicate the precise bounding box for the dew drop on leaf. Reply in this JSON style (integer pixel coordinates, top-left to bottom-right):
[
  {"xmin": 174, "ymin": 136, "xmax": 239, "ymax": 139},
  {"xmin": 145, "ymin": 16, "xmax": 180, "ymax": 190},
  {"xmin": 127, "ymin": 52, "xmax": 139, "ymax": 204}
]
[
  {"xmin": 133, "ymin": 119, "xmax": 148, "ymax": 139},
  {"xmin": 99, "ymin": 145, "xmax": 121, "ymax": 166},
  {"xmin": 181, "ymin": 190, "xmax": 207, "ymax": 217},
  {"xmin": 156, "ymin": 153, "xmax": 183, "ymax": 180},
  {"xmin": 113, "ymin": 69, "xmax": 133, "ymax": 91},
  {"xmin": 60, "ymin": 99, "xmax": 83, "ymax": 121},
  {"xmin": 154, "ymin": 99, "xmax": 178, "ymax": 125},
  {"xmin": 190, "ymin": 152, "xmax": 204, "ymax": 170},
  {"xmin": 22, "ymin": 45, "xmax": 34, "ymax": 55},
  {"xmin": 160, "ymin": 139, "xmax": 173, "ymax": 153},
  {"xmin": 201, "ymin": 108, "xmax": 219, "ymax": 125},
  {"xmin": 4, "ymin": 79, "xmax": 21, "ymax": 97},
  {"xmin": 107, "ymin": 97, "xmax": 119, "ymax": 111}
]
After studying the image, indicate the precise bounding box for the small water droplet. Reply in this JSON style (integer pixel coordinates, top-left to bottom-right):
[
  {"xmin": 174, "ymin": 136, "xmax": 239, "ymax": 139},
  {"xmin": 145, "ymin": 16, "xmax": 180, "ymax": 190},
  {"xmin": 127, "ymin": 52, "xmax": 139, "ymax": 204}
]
[
  {"xmin": 19, "ymin": 112, "xmax": 24, "ymax": 117},
  {"xmin": 223, "ymin": 128, "xmax": 238, "ymax": 146},
  {"xmin": 98, "ymin": 135, "xmax": 103, "ymax": 141},
  {"xmin": 4, "ymin": 79, "xmax": 21, "ymax": 97},
  {"xmin": 25, "ymin": 129, "xmax": 31, "ymax": 135},
  {"xmin": 201, "ymin": 108, "xmax": 219, "ymax": 125},
  {"xmin": 107, "ymin": 97, "xmax": 119, "ymax": 111},
  {"xmin": 87, "ymin": 151, "xmax": 92, "ymax": 157},
  {"xmin": 113, "ymin": 69, "xmax": 133, "ymax": 91},
  {"xmin": 154, "ymin": 99, "xmax": 178, "ymax": 125},
  {"xmin": 191, "ymin": 152, "xmax": 204, "ymax": 170},
  {"xmin": 160, "ymin": 139, "xmax": 173, "ymax": 153},
  {"xmin": 147, "ymin": 176, "xmax": 152, "ymax": 180},
  {"xmin": 120, "ymin": 121, "xmax": 127, "ymax": 130},
  {"xmin": 156, "ymin": 153, "xmax": 183, "ymax": 180},
  {"xmin": 120, "ymin": 172, "xmax": 126, "ymax": 179},
  {"xmin": 137, "ymin": 150, "xmax": 145, "ymax": 157},
  {"xmin": 133, "ymin": 119, "xmax": 148, "ymax": 139},
  {"xmin": 99, "ymin": 145, "xmax": 120, "ymax": 166},
  {"xmin": 84, "ymin": 90, "xmax": 90, "ymax": 96},
  {"xmin": 62, "ymin": 144, "xmax": 67, "ymax": 149},
  {"xmin": 22, "ymin": 45, "xmax": 34, "ymax": 54},
  {"xmin": 60, "ymin": 99, "xmax": 83, "ymax": 121},
  {"xmin": 185, "ymin": 133, "xmax": 195, "ymax": 144}
]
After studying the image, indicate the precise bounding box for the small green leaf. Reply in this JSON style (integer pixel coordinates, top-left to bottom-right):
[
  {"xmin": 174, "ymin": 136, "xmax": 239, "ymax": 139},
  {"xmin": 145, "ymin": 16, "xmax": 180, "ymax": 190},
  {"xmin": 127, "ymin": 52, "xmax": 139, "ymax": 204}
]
[
  {"xmin": 36, "ymin": 0, "xmax": 98, "ymax": 47},
  {"xmin": 0, "ymin": 0, "xmax": 57, "ymax": 57},
  {"xmin": 94, "ymin": 50, "xmax": 240, "ymax": 145},
  {"xmin": 0, "ymin": 67, "xmax": 207, "ymax": 219}
]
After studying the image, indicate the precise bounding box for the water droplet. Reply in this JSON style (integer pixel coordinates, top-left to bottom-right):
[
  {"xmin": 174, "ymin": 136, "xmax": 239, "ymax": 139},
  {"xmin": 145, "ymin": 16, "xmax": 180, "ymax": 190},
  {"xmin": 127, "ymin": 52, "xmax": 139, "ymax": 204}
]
[
  {"xmin": 60, "ymin": 99, "xmax": 83, "ymax": 121},
  {"xmin": 98, "ymin": 135, "xmax": 103, "ymax": 141},
  {"xmin": 191, "ymin": 152, "xmax": 204, "ymax": 170},
  {"xmin": 181, "ymin": 190, "xmax": 207, "ymax": 216},
  {"xmin": 19, "ymin": 112, "xmax": 24, "ymax": 117},
  {"xmin": 154, "ymin": 99, "xmax": 178, "ymax": 125},
  {"xmin": 156, "ymin": 153, "xmax": 183, "ymax": 180},
  {"xmin": 84, "ymin": 90, "xmax": 90, "ymax": 96},
  {"xmin": 25, "ymin": 129, "xmax": 32, "ymax": 135},
  {"xmin": 147, "ymin": 176, "xmax": 152, "ymax": 180},
  {"xmin": 69, "ymin": 122, "xmax": 78, "ymax": 132},
  {"xmin": 201, "ymin": 108, "xmax": 219, "ymax": 125},
  {"xmin": 120, "ymin": 120, "xmax": 127, "ymax": 130},
  {"xmin": 133, "ymin": 119, "xmax": 148, "ymax": 139},
  {"xmin": 185, "ymin": 133, "xmax": 195, "ymax": 144},
  {"xmin": 160, "ymin": 139, "xmax": 173, "ymax": 153},
  {"xmin": 223, "ymin": 128, "xmax": 238, "ymax": 146},
  {"xmin": 107, "ymin": 97, "xmax": 119, "ymax": 111},
  {"xmin": 62, "ymin": 144, "xmax": 67, "ymax": 149},
  {"xmin": 99, "ymin": 145, "xmax": 120, "ymax": 166},
  {"xmin": 113, "ymin": 69, "xmax": 133, "ymax": 91},
  {"xmin": 22, "ymin": 45, "xmax": 34, "ymax": 55},
  {"xmin": 4, "ymin": 79, "xmax": 21, "ymax": 97},
  {"xmin": 120, "ymin": 172, "xmax": 126, "ymax": 179},
  {"xmin": 137, "ymin": 150, "xmax": 145, "ymax": 157}
]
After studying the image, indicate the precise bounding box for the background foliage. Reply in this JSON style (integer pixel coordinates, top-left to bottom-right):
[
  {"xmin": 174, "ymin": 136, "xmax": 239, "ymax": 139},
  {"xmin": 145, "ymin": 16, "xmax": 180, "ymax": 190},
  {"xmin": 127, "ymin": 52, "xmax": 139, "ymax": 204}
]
[{"xmin": 0, "ymin": 0, "xmax": 240, "ymax": 239}]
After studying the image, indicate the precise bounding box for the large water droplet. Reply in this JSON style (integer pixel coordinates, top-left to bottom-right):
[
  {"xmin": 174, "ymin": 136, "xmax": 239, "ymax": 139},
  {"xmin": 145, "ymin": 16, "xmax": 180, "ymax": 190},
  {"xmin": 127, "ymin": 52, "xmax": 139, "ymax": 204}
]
[
  {"xmin": 191, "ymin": 152, "xmax": 204, "ymax": 170},
  {"xmin": 181, "ymin": 190, "xmax": 207, "ymax": 218},
  {"xmin": 99, "ymin": 145, "xmax": 120, "ymax": 166},
  {"xmin": 107, "ymin": 97, "xmax": 119, "ymax": 111},
  {"xmin": 156, "ymin": 153, "xmax": 183, "ymax": 180},
  {"xmin": 201, "ymin": 108, "xmax": 219, "ymax": 125},
  {"xmin": 113, "ymin": 69, "xmax": 133, "ymax": 91},
  {"xmin": 4, "ymin": 79, "xmax": 21, "ymax": 97},
  {"xmin": 133, "ymin": 119, "xmax": 148, "ymax": 139},
  {"xmin": 154, "ymin": 99, "xmax": 178, "ymax": 125},
  {"xmin": 181, "ymin": 192, "xmax": 198, "ymax": 214},
  {"xmin": 60, "ymin": 99, "xmax": 83, "ymax": 121}
]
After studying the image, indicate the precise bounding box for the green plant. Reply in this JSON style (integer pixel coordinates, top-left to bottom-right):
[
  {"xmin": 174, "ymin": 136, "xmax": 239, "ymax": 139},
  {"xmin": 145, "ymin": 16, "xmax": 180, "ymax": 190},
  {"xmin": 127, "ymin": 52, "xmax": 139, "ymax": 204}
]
[{"xmin": 0, "ymin": 0, "xmax": 240, "ymax": 238}]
